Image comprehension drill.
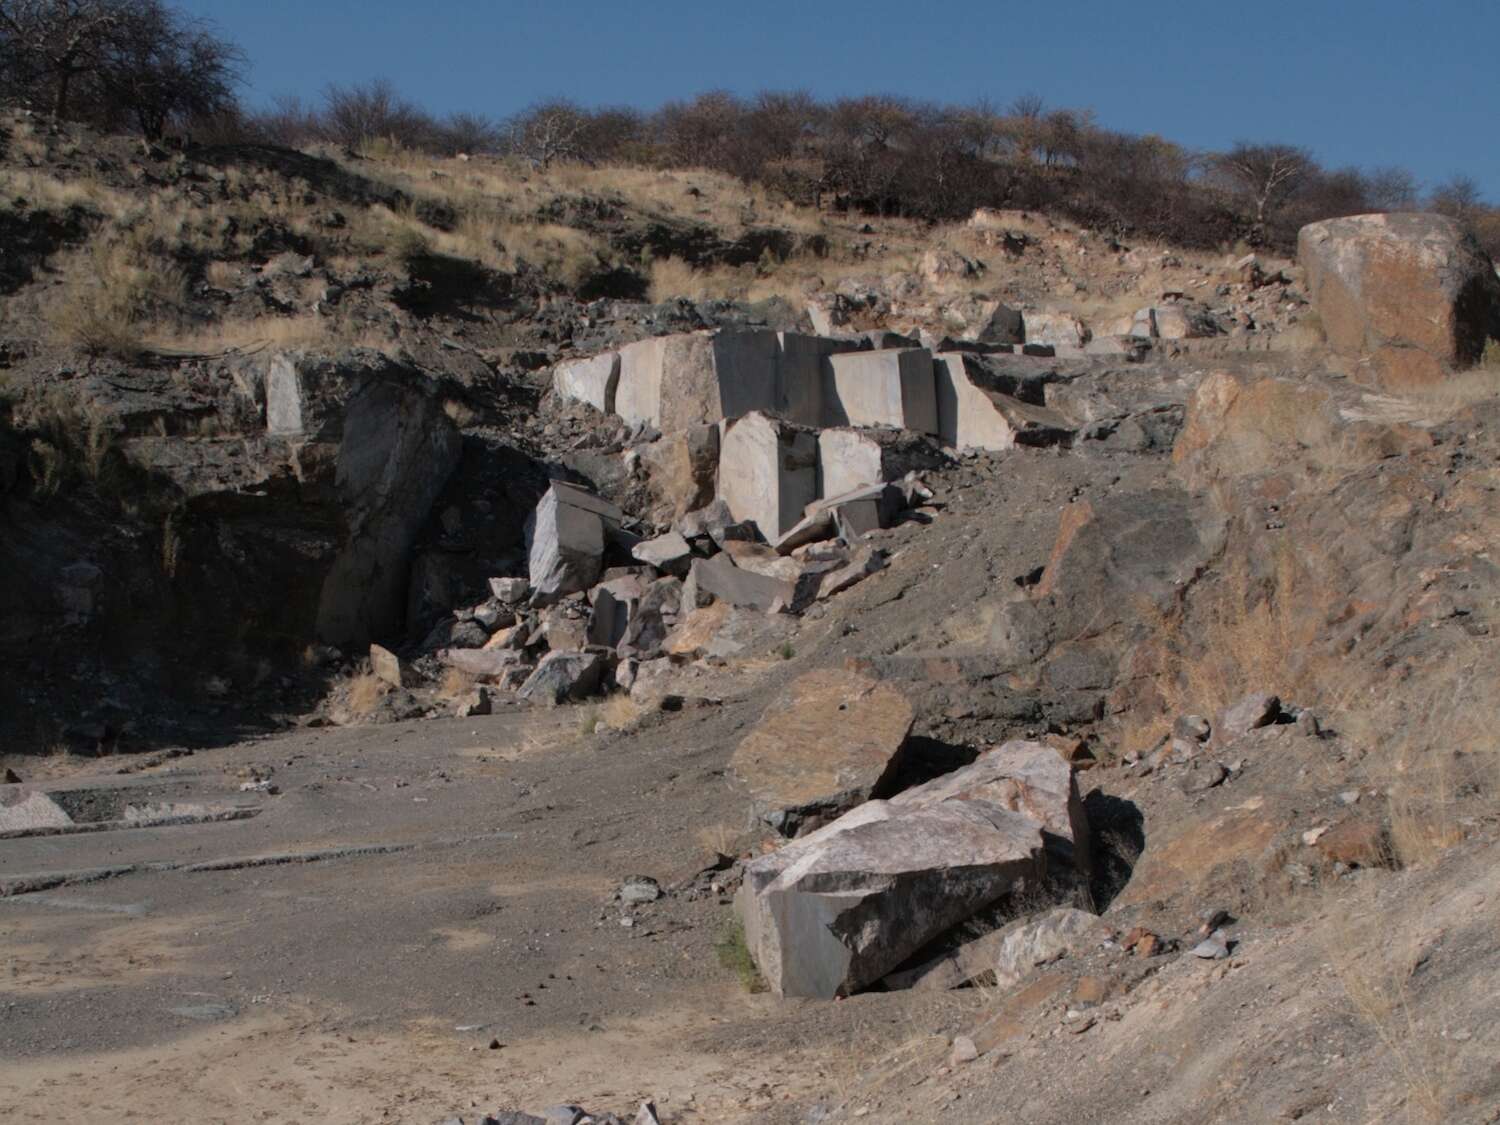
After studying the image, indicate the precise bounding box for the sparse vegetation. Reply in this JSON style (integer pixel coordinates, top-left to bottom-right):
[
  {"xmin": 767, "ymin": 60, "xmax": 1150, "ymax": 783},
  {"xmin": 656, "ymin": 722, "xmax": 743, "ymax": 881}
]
[{"xmin": 714, "ymin": 917, "xmax": 767, "ymax": 993}]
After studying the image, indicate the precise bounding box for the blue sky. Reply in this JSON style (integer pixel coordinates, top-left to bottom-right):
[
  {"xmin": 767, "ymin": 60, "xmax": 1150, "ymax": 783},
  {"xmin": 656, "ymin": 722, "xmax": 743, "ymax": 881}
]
[{"xmin": 177, "ymin": 0, "xmax": 1493, "ymax": 199}]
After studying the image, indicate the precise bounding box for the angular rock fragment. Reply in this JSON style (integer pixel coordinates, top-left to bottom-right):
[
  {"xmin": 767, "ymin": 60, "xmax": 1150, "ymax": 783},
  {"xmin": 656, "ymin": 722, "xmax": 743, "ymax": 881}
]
[
  {"xmin": 632, "ymin": 530, "xmax": 693, "ymax": 574},
  {"xmin": 488, "ymin": 577, "xmax": 529, "ymax": 604},
  {"xmin": 932, "ymin": 352, "xmax": 1074, "ymax": 451},
  {"xmin": 682, "ymin": 554, "xmax": 791, "ymax": 613},
  {"xmin": 526, "ymin": 482, "xmax": 621, "ymax": 606},
  {"xmin": 517, "ymin": 651, "xmax": 605, "ymax": 705},
  {"xmin": 816, "ymin": 544, "xmax": 887, "ymax": 600},
  {"xmin": 639, "ymin": 423, "xmax": 719, "ymax": 524},
  {"xmin": 369, "ymin": 643, "xmax": 413, "ymax": 689},
  {"xmin": 730, "ymin": 668, "xmax": 915, "ymax": 835}
]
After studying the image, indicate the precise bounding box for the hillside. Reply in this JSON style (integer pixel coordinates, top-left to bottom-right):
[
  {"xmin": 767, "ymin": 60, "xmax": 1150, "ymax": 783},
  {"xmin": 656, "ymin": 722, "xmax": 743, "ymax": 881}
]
[{"xmin": 2, "ymin": 110, "xmax": 1499, "ymax": 1125}]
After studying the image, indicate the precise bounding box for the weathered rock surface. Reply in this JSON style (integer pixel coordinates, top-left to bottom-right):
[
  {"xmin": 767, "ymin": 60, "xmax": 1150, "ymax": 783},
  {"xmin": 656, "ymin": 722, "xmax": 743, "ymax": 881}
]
[
  {"xmin": 933, "ymin": 352, "xmax": 1073, "ymax": 451},
  {"xmin": 730, "ymin": 668, "xmax": 915, "ymax": 835},
  {"xmin": 992, "ymin": 906, "xmax": 1110, "ymax": 988},
  {"xmin": 1298, "ymin": 212, "xmax": 1500, "ymax": 388}
]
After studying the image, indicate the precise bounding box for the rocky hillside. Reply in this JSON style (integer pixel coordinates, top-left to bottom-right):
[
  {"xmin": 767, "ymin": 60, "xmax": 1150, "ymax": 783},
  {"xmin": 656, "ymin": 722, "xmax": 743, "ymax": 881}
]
[{"xmin": 2, "ymin": 112, "xmax": 1500, "ymax": 1125}]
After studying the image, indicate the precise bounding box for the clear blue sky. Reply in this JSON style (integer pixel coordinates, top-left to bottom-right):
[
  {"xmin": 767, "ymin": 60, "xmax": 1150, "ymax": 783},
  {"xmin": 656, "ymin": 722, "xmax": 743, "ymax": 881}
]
[{"xmin": 177, "ymin": 0, "xmax": 1494, "ymax": 200}]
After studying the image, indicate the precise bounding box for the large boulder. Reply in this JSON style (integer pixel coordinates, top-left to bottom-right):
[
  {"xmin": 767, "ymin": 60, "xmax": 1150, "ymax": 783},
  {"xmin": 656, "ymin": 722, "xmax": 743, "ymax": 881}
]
[
  {"xmin": 517, "ymin": 650, "xmax": 605, "ymax": 705},
  {"xmin": 525, "ymin": 482, "xmax": 621, "ymax": 606},
  {"xmin": 730, "ymin": 668, "xmax": 915, "ymax": 836},
  {"xmin": 1298, "ymin": 212, "xmax": 1500, "ymax": 388},
  {"xmin": 816, "ymin": 427, "xmax": 944, "ymax": 499},
  {"xmin": 716, "ymin": 411, "xmax": 818, "ymax": 541},
  {"xmin": 737, "ymin": 741, "xmax": 1087, "ymax": 998}
]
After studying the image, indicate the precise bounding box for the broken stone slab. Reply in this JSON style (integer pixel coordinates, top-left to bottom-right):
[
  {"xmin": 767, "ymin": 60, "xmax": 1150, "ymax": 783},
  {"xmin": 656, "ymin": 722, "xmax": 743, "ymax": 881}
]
[
  {"xmin": 992, "ymin": 907, "xmax": 1111, "ymax": 988},
  {"xmin": 552, "ymin": 351, "xmax": 620, "ymax": 414},
  {"xmin": 736, "ymin": 798, "xmax": 1047, "ymax": 998},
  {"xmin": 825, "ymin": 348, "xmax": 939, "ymax": 435},
  {"xmin": 369, "ymin": 643, "xmax": 414, "ymax": 689},
  {"xmin": 517, "ymin": 651, "xmax": 605, "ymax": 705},
  {"xmin": 881, "ymin": 927, "xmax": 1013, "ymax": 992},
  {"xmin": 730, "ymin": 667, "xmax": 916, "ymax": 836},
  {"xmin": 771, "ymin": 483, "xmax": 904, "ymax": 554},
  {"xmin": 539, "ymin": 599, "xmax": 590, "ymax": 651},
  {"xmin": 716, "ymin": 411, "xmax": 819, "ymax": 542},
  {"xmin": 632, "ymin": 530, "xmax": 693, "ymax": 574},
  {"xmin": 682, "ymin": 554, "xmax": 792, "ymax": 613},
  {"xmin": 738, "ymin": 739, "xmax": 1089, "ymax": 998},
  {"xmin": 526, "ymin": 482, "xmax": 622, "ymax": 606}
]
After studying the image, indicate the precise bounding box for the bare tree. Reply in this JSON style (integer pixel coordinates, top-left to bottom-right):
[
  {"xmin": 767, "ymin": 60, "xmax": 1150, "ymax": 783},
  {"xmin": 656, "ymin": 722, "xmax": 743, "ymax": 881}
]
[
  {"xmin": 322, "ymin": 78, "xmax": 433, "ymax": 150},
  {"xmin": 0, "ymin": 0, "xmax": 129, "ymax": 118},
  {"xmin": 1363, "ymin": 165, "xmax": 1418, "ymax": 211},
  {"xmin": 103, "ymin": 3, "xmax": 240, "ymax": 139},
  {"xmin": 434, "ymin": 111, "xmax": 499, "ymax": 156},
  {"xmin": 0, "ymin": 0, "xmax": 239, "ymax": 136},
  {"xmin": 506, "ymin": 98, "xmax": 590, "ymax": 169},
  {"xmin": 1430, "ymin": 174, "xmax": 1485, "ymax": 224},
  {"xmin": 1212, "ymin": 142, "xmax": 1312, "ymax": 229}
]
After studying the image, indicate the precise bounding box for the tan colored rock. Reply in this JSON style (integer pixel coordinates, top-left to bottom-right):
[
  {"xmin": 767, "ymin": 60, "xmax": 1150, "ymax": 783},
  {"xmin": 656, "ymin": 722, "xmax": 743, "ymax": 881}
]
[
  {"xmin": 640, "ymin": 424, "xmax": 719, "ymax": 523},
  {"xmin": 730, "ymin": 668, "xmax": 915, "ymax": 836},
  {"xmin": 1299, "ymin": 212, "xmax": 1500, "ymax": 389},
  {"xmin": 369, "ymin": 643, "xmax": 413, "ymax": 688}
]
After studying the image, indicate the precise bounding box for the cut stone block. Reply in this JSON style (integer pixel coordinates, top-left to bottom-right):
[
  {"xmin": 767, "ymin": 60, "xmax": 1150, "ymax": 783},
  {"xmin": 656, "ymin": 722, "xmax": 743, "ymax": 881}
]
[
  {"xmin": 737, "ymin": 798, "xmax": 1045, "ymax": 999},
  {"xmin": 774, "ymin": 332, "xmax": 860, "ymax": 427},
  {"xmin": 615, "ymin": 331, "xmax": 779, "ymax": 432},
  {"xmin": 817, "ymin": 427, "xmax": 940, "ymax": 499},
  {"xmin": 933, "ymin": 353, "xmax": 1076, "ymax": 451},
  {"xmin": 716, "ymin": 411, "xmax": 819, "ymax": 541},
  {"xmin": 586, "ymin": 585, "xmax": 636, "ymax": 649},
  {"xmin": 825, "ymin": 349, "xmax": 938, "ymax": 434},
  {"xmin": 736, "ymin": 739, "xmax": 1089, "ymax": 998},
  {"xmin": 526, "ymin": 482, "xmax": 621, "ymax": 606},
  {"xmin": 552, "ymin": 352, "xmax": 620, "ymax": 414},
  {"xmin": 730, "ymin": 668, "xmax": 915, "ymax": 836}
]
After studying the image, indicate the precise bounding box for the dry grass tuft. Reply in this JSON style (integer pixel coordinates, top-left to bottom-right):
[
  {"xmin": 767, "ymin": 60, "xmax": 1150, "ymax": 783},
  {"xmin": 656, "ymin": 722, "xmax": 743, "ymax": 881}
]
[
  {"xmin": 436, "ymin": 667, "xmax": 476, "ymax": 702},
  {"xmin": 345, "ymin": 671, "xmax": 389, "ymax": 716}
]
